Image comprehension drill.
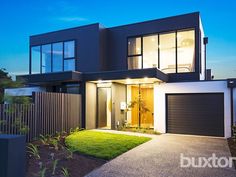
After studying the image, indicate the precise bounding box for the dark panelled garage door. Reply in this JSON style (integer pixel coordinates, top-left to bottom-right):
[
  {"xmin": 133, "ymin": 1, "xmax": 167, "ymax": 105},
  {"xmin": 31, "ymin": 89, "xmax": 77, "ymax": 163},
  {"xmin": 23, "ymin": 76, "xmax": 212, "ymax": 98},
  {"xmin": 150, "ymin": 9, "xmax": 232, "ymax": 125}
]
[{"xmin": 166, "ymin": 93, "xmax": 224, "ymax": 137}]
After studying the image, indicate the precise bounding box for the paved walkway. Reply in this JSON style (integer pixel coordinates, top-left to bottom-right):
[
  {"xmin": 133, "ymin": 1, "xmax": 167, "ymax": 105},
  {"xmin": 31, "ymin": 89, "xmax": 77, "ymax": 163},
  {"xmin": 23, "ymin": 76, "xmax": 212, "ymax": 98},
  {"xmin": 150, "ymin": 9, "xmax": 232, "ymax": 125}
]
[{"xmin": 86, "ymin": 132, "xmax": 236, "ymax": 177}]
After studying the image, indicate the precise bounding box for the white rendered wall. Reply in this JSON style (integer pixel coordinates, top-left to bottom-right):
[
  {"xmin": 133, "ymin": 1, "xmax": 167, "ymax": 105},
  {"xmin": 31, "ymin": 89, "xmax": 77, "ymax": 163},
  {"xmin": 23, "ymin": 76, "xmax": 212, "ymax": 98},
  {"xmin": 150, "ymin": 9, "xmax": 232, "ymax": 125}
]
[{"xmin": 154, "ymin": 80, "xmax": 231, "ymax": 138}]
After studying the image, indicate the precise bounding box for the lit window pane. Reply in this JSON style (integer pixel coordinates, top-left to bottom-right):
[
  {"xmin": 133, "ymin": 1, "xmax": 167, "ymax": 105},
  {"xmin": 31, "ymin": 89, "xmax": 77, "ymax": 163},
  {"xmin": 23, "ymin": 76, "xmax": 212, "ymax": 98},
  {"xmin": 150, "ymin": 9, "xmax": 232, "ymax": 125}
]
[
  {"xmin": 128, "ymin": 37, "xmax": 141, "ymax": 55},
  {"xmin": 159, "ymin": 32, "xmax": 176, "ymax": 73},
  {"xmin": 31, "ymin": 46, "xmax": 41, "ymax": 74},
  {"xmin": 64, "ymin": 41, "xmax": 75, "ymax": 58},
  {"xmin": 128, "ymin": 56, "xmax": 142, "ymax": 70},
  {"xmin": 42, "ymin": 44, "xmax": 51, "ymax": 73},
  {"xmin": 64, "ymin": 59, "xmax": 75, "ymax": 71},
  {"xmin": 52, "ymin": 43, "xmax": 63, "ymax": 72},
  {"xmin": 177, "ymin": 30, "xmax": 195, "ymax": 72},
  {"xmin": 143, "ymin": 35, "xmax": 158, "ymax": 68}
]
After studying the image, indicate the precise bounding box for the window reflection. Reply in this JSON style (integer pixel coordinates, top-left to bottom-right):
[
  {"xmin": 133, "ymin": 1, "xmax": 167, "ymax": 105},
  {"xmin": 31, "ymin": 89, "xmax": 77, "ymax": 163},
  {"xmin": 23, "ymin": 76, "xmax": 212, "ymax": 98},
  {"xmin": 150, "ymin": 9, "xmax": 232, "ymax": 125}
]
[
  {"xmin": 64, "ymin": 59, "xmax": 75, "ymax": 71},
  {"xmin": 128, "ymin": 37, "xmax": 141, "ymax": 55},
  {"xmin": 128, "ymin": 56, "xmax": 142, "ymax": 70},
  {"xmin": 52, "ymin": 43, "xmax": 63, "ymax": 72},
  {"xmin": 31, "ymin": 40, "xmax": 75, "ymax": 74},
  {"xmin": 64, "ymin": 41, "xmax": 75, "ymax": 58},
  {"xmin": 31, "ymin": 46, "xmax": 41, "ymax": 74},
  {"xmin": 143, "ymin": 35, "xmax": 158, "ymax": 68},
  {"xmin": 159, "ymin": 32, "xmax": 176, "ymax": 73},
  {"xmin": 42, "ymin": 44, "xmax": 51, "ymax": 73},
  {"xmin": 177, "ymin": 30, "xmax": 195, "ymax": 72}
]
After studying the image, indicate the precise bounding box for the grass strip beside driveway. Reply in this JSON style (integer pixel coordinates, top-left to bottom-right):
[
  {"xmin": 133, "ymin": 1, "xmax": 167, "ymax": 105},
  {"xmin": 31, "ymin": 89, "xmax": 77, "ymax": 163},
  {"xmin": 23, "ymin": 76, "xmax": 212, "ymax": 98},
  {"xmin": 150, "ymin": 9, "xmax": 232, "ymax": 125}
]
[{"xmin": 65, "ymin": 130, "xmax": 151, "ymax": 160}]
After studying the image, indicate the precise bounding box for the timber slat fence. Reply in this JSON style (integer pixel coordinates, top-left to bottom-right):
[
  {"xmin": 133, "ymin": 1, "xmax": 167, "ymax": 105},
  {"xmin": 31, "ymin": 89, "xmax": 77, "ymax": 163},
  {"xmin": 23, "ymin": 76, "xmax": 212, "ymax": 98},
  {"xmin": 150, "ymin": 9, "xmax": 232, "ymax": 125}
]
[{"xmin": 0, "ymin": 92, "xmax": 82, "ymax": 141}]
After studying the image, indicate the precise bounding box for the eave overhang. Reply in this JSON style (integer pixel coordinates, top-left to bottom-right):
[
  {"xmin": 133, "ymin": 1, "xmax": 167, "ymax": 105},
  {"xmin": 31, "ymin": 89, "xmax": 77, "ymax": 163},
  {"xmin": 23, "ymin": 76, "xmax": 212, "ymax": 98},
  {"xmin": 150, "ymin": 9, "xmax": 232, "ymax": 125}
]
[
  {"xmin": 83, "ymin": 68, "xmax": 168, "ymax": 82},
  {"xmin": 17, "ymin": 71, "xmax": 82, "ymax": 85}
]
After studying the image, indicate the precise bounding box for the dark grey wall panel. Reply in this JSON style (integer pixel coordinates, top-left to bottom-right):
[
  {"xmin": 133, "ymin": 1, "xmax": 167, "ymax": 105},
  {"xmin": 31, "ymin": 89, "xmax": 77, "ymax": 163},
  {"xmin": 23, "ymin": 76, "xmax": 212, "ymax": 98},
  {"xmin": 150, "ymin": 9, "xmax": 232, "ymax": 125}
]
[{"xmin": 166, "ymin": 93, "xmax": 224, "ymax": 137}]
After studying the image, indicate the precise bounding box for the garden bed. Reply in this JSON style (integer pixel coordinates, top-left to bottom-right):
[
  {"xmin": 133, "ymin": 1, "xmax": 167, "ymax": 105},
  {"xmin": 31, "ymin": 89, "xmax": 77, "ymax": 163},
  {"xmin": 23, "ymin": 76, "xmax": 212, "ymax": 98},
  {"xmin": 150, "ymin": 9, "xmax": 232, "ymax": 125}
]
[
  {"xmin": 26, "ymin": 131, "xmax": 106, "ymax": 177},
  {"xmin": 120, "ymin": 127, "xmax": 161, "ymax": 135}
]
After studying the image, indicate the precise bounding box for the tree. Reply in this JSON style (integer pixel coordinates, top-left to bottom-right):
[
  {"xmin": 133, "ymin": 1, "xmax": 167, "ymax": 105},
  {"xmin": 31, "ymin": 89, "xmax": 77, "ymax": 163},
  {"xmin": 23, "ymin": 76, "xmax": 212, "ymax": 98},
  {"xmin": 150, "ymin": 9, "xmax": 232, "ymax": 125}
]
[
  {"xmin": 0, "ymin": 68, "xmax": 31, "ymax": 135},
  {"xmin": 126, "ymin": 93, "xmax": 150, "ymax": 128},
  {"xmin": 0, "ymin": 68, "xmax": 29, "ymax": 104}
]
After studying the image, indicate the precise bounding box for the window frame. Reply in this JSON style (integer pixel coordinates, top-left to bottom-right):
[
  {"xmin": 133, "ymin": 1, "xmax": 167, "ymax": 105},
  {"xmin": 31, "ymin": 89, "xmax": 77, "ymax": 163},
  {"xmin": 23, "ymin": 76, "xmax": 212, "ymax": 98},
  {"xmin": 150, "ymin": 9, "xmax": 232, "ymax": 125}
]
[
  {"xmin": 126, "ymin": 28, "xmax": 196, "ymax": 74},
  {"xmin": 127, "ymin": 37, "xmax": 143, "ymax": 69},
  {"xmin": 30, "ymin": 39, "xmax": 76, "ymax": 74}
]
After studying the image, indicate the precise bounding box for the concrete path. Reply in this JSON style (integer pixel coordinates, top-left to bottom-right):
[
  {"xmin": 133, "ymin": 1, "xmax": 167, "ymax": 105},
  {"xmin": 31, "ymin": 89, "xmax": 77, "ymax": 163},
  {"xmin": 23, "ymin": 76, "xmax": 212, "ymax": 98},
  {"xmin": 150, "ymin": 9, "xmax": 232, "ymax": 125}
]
[{"xmin": 86, "ymin": 132, "xmax": 236, "ymax": 177}]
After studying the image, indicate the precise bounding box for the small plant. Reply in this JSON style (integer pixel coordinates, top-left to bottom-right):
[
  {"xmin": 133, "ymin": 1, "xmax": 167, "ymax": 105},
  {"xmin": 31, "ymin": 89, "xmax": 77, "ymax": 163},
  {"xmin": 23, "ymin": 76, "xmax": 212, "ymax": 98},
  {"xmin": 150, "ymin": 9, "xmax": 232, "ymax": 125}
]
[
  {"xmin": 232, "ymin": 124, "xmax": 236, "ymax": 141},
  {"xmin": 49, "ymin": 138, "xmax": 59, "ymax": 150},
  {"xmin": 61, "ymin": 167, "xmax": 69, "ymax": 177},
  {"xmin": 39, "ymin": 134, "xmax": 49, "ymax": 145},
  {"xmin": 69, "ymin": 127, "xmax": 81, "ymax": 134},
  {"xmin": 37, "ymin": 162, "xmax": 47, "ymax": 177},
  {"xmin": 52, "ymin": 159, "xmax": 59, "ymax": 176},
  {"xmin": 66, "ymin": 148, "xmax": 74, "ymax": 159},
  {"xmin": 12, "ymin": 118, "xmax": 30, "ymax": 135},
  {"xmin": 27, "ymin": 143, "xmax": 40, "ymax": 159}
]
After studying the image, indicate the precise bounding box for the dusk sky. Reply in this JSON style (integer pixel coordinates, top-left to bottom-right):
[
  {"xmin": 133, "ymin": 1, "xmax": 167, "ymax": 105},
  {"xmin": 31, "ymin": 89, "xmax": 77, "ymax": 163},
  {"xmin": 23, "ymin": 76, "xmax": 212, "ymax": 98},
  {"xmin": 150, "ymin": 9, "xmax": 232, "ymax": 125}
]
[{"xmin": 0, "ymin": 0, "xmax": 236, "ymax": 79}]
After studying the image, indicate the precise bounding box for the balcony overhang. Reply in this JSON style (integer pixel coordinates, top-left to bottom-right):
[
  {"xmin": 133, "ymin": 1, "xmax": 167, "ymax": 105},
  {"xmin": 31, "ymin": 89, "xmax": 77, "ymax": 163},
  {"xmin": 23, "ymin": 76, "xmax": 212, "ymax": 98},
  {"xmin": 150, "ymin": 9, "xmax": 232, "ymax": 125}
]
[
  {"xmin": 17, "ymin": 71, "xmax": 82, "ymax": 85},
  {"xmin": 83, "ymin": 68, "xmax": 168, "ymax": 82}
]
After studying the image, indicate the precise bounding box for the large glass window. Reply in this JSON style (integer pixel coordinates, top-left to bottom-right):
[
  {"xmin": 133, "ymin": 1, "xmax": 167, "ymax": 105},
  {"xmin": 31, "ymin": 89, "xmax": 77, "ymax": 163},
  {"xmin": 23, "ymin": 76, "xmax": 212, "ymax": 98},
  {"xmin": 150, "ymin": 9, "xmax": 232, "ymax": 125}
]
[
  {"xmin": 31, "ymin": 46, "xmax": 41, "ymax": 74},
  {"xmin": 52, "ymin": 42, "xmax": 63, "ymax": 72},
  {"xmin": 159, "ymin": 32, "xmax": 176, "ymax": 73},
  {"xmin": 127, "ymin": 29, "xmax": 195, "ymax": 74},
  {"xmin": 143, "ymin": 35, "xmax": 158, "ymax": 68},
  {"xmin": 177, "ymin": 30, "xmax": 195, "ymax": 72},
  {"xmin": 42, "ymin": 44, "xmax": 51, "ymax": 73},
  {"xmin": 64, "ymin": 41, "xmax": 75, "ymax": 58},
  {"xmin": 30, "ymin": 40, "xmax": 75, "ymax": 74}
]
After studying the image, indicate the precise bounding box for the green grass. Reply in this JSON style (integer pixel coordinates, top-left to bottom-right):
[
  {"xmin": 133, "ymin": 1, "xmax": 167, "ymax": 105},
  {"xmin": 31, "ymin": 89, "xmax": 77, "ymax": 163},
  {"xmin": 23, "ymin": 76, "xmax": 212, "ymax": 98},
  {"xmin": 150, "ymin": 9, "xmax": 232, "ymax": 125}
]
[{"xmin": 65, "ymin": 130, "xmax": 151, "ymax": 160}]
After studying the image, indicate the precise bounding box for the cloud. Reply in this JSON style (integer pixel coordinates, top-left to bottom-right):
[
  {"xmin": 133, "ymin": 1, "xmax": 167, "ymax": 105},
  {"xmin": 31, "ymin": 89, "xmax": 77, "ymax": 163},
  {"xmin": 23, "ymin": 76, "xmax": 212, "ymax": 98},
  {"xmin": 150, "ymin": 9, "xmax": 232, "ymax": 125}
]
[{"xmin": 56, "ymin": 16, "xmax": 88, "ymax": 22}]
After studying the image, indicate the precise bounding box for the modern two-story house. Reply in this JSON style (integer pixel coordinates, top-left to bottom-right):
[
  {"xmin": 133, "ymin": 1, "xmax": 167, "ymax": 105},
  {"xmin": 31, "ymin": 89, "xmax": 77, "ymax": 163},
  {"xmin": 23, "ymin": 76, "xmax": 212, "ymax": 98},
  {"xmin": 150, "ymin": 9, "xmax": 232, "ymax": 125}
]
[{"xmin": 7, "ymin": 12, "xmax": 236, "ymax": 138}]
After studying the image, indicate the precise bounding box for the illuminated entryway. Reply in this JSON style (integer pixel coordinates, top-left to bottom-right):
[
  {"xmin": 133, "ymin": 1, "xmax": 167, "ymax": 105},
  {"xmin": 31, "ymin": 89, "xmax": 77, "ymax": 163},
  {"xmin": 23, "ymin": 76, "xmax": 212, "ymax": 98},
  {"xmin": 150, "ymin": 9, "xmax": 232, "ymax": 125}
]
[{"xmin": 127, "ymin": 84, "xmax": 154, "ymax": 128}]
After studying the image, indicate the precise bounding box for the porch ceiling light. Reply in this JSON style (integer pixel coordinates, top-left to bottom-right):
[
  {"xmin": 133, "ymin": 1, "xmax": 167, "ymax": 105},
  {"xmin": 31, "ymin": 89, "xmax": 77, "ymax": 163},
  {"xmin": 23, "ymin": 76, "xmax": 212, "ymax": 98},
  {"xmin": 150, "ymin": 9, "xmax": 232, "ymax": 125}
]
[{"xmin": 126, "ymin": 78, "xmax": 131, "ymax": 84}]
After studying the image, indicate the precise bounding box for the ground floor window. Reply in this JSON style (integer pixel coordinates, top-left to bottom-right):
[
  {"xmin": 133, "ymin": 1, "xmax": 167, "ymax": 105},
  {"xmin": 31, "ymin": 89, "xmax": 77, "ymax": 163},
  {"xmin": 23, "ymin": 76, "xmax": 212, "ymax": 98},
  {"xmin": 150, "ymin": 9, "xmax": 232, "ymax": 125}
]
[{"xmin": 126, "ymin": 84, "xmax": 154, "ymax": 128}]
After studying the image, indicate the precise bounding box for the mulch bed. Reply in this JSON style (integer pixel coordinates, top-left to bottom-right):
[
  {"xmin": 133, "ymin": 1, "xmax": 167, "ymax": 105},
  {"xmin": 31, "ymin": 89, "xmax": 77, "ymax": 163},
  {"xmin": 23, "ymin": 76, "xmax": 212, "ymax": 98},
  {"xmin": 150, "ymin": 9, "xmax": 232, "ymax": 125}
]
[
  {"xmin": 26, "ymin": 141, "xmax": 106, "ymax": 177},
  {"xmin": 227, "ymin": 138, "xmax": 236, "ymax": 169}
]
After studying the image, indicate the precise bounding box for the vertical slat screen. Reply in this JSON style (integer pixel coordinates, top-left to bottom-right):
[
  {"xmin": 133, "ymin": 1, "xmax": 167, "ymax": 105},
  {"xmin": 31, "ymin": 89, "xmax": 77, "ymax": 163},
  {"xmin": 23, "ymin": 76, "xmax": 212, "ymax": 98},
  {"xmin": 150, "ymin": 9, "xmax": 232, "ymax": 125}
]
[{"xmin": 0, "ymin": 92, "xmax": 81, "ymax": 141}]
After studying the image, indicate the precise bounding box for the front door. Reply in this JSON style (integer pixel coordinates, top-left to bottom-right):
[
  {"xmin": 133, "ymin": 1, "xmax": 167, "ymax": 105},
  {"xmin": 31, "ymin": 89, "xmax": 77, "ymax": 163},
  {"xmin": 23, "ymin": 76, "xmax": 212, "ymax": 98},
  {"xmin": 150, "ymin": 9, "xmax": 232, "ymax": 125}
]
[{"xmin": 97, "ymin": 87, "xmax": 111, "ymax": 129}]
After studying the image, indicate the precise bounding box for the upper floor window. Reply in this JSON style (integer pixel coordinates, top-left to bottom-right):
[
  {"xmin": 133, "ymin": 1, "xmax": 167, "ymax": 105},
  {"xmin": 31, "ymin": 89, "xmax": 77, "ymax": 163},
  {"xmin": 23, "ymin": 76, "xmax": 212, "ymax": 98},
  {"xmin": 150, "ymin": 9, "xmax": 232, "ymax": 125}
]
[
  {"xmin": 42, "ymin": 44, "xmax": 51, "ymax": 73},
  {"xmin": 127, "ymin": 29, "xmax": 195, "ymax": 73},
  {"xmin": 30, "ymin": 40, "xmax": 75, "ymax": 74},
  {"xmin": 128, "ymin": 37, "xmax": 142, "ymax": 69},
  {"xmin": 159, "ymin": 32, "xmax": 176, "ymax": 73},
  {"xmin": 31, "ymin": 46, "xmax": 41, "ymax": 74},
  {"xmin": 177, "ymin": 30, "xmax": 195, "ymax": 73}
]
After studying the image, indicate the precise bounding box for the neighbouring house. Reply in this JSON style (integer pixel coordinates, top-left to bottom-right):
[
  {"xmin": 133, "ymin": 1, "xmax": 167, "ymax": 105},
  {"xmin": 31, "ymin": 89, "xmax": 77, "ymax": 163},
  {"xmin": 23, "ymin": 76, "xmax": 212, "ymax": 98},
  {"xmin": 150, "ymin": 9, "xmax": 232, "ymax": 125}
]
[{"xmin": 6, "ymin": 12, "xmax": 236, "ymax": 138}]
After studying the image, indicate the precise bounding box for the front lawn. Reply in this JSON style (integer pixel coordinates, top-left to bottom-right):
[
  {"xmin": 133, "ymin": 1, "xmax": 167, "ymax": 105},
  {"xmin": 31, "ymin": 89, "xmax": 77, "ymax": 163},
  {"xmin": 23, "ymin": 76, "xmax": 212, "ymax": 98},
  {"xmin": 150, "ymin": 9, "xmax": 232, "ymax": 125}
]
[{"xmin": 65, "ymin": 130, "xmax": 151, "ymax": 160}]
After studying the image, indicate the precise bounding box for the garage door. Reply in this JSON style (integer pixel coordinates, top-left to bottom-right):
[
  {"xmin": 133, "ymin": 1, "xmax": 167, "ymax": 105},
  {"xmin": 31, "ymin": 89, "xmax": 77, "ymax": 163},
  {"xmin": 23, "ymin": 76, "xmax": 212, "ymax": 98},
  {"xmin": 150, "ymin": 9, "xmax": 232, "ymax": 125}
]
[{"xmin": 166, "ymin": 93, "xmax": 224, "ymax": 137}]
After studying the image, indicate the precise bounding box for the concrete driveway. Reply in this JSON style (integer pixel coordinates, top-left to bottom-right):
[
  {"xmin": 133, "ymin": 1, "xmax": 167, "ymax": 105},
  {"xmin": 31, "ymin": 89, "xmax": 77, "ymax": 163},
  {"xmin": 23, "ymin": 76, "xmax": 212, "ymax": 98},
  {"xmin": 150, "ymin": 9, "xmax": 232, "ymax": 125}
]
[{"xmin": 86, "ymin": 133, "xmax": 236, "ymax": 177}]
